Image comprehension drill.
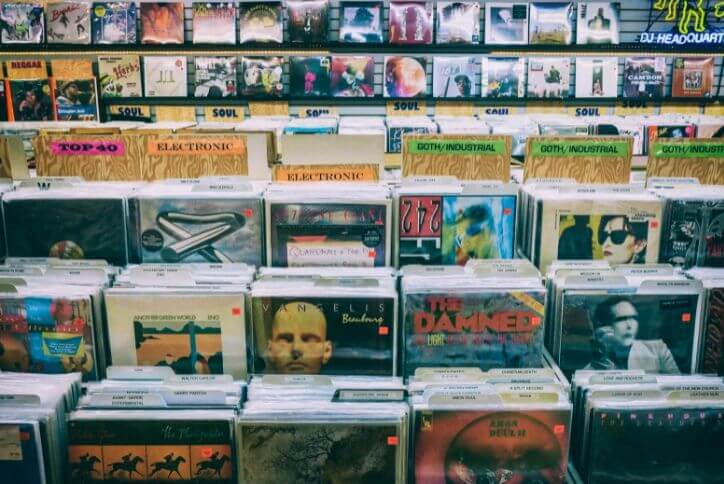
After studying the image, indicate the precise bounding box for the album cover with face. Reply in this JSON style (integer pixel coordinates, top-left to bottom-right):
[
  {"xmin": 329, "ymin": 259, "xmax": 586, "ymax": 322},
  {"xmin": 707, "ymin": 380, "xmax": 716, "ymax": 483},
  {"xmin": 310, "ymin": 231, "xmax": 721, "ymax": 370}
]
[
  {"xmin": 250, "ymin": 296, "xmax": 395, "ymax": 375},
  {"xmin": 192, "ymin": 1, "xmax": 236, "ymax": 44},
  {"xmin": 433, "ymin": 56, "xmax": 476, "ymax": 98},
  {"xmin": 140, "ymin": 1, "xmax": 184, "ymax": 44},
  {"xmin": 47, "ymin": 2, "xmax": 91, "ymax": 44},
  {"xmin": 6, "ymin": 79, "xmax": 54, "ymax": 122},
  {"xmin": 575, "ymin": 57, "xmax": 618, "ymax": 98},
  {"xmin": 238, "ymin": 1, "xmax": 283, "ymax": 43},
  {"xmin": 339, "ymin": 1, "xmax": 383, "ymax": 43},
  {"xmin": 91, "ymin": 2, "xmax": 137, "ymax": 44},
  {"xmin": 384, "ymin": 56, "xmax": 427, "ymax": 98},
  {"xmin": 484, "ymin": 2, "xmax": 528, "ymax": 44},
  {"xmin": 98, "ymin": 55, "xmax": 142, "ymax": 98},
  {"xmin": 52, "ymin": 79, "xmax": 99, "ymax": 121},
  {"xmin": 577, "ymin": 2, "xmax": 620, "ymax": 44},
  {"xmin": 623, "ymin": 57, "xmax": 666, "ymax": 99},
  {"xmin": 330, "ymin": 56, "xmax": 375, "ymax": 97},
  {"xmin": 241, "ymin": 56, "xmax": 284, "ymax": 97},
  {"xmin": 672, "ymin": 57, "xmax": 715, "ymax": 98},
  {"xmin": 287, "ymin": 0, "xmax": 329, "ymax": 43},
  {"xmin": 529, "ymin": 2, "xmax": 573, "ymax": 45},
  {"xmin": 481, "ymin": 57, "xmax": 525, "ymax": 98},
  {"xmin": 436, "ymin": 1, "xmax": 480, "ymax": 44}
]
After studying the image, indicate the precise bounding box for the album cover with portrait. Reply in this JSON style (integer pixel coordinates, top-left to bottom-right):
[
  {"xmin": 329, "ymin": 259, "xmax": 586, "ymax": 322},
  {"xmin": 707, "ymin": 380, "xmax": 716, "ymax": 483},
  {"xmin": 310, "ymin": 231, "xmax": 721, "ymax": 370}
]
[
  {"xmin": 330, "ymin": 56, "xmax": 375, "ymax": 97},
  {"xmin": 250, "ymin": 296, "xmax": 396, "ymax": 375},
  {"xmin": 389, "ymin": 0, "xmax": 433, "ymax": 44},
  {"xmin": 238, "ymin": 1, "xmax": 283, "ymax": 43},
  {"xmin": 671, "ymin": 57, "xmax": 714, "ymax": 98},
  {"xmin": 91, "ymin": 1, "xmax": 137, "ymax": 44},
  {"xmin": 289, "ymin": 56, "xmax": 331, "ymax": 97},
  {"xmin": 436, "ymin": 0, "xmax": 480, "ymax": 44},
  {"xmin": 46, "ymin": 2, "xmax": 91, "ymax": 44},
  {"xmin": 481, "ymin": 57, "xmax": 525, "ymax": 98},
  {"xmin": 384, "ymin": 56, "xmax": 427, "ymax": 98},
  {"xmin": 527, "ymin": 57, "xmax": 570, "ymax": 98},
  {"xmin": 287, "ymin": 0, "xmax": 329, "ymax": 43},
  {"xmin": 529, "ymin": 2, "xmax": 573, "ymax": 45},
  {"xmin": 339, "ymin": 1, "xmax": 383, "ymax": 43},
  {"xmin": 140, "ymin": 1, "xmax": 184, "ymax": 44},
  {"xmin": 577, "ymin": 2, "xmax": 620, "ymax": 44},
  {"xmin": 192, "ymin": 1, "xmax": 237, "ymax": 44},
  {"xmin": 5, "ymin": 79, "xmax": 54, "ymax": 122},
  {"xmin": 623, "ymin": 57, "xmax": 666, "ymax": 99},
  {"xmin": 51, "ymin": 78, "xmax": 99, "ymax": 121},
  {"xmin": 433, "ymin": 56, "xmax": 476, "ymax": 98},
  {"xmin": 241, "ymin": 56, "xmax": 284, "ymax": 97},
  {"xmin": 484, "ymin": 2, "xmax": 528, "ymax": 44}
]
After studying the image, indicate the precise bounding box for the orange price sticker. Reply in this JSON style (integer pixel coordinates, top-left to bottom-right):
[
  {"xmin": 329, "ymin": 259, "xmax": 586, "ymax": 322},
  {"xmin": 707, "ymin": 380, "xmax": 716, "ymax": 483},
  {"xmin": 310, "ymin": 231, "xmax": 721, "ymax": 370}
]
[
  {"xmin": 379, "ymin": 326, "xmax": 389, "ymax": 336},
  {"xmin": 387, "ymin": 436, "xmax": 399, "ymax": 446}
]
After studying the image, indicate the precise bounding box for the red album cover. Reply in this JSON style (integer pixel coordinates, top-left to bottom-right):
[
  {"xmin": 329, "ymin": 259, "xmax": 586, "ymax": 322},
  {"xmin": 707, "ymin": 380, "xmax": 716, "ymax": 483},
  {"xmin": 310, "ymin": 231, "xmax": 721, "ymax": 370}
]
[
  {"xmin": 671, "ymin": 57, "xmax": 714, "ymax": 98},
  {"xmin": 389, "ymin": 0, "xmax": 433, "ymax": 44},
  {"xmin": 141, "ymin": 2, "xmax": 185, "ymax": 44}
]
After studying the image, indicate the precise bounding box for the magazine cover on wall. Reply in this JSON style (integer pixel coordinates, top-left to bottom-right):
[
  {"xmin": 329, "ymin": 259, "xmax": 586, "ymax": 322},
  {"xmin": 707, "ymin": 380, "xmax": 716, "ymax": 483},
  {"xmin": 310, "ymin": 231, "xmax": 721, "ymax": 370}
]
[
  {"xmin": 433, "ymin": 56, "xmax": 476, "ymax": 98},
  {"xmin": 239, "ymin": 1, "xmax": 283, "ymax": 43},
  {"xmin": 527, "ymin": 57, "xmax": 570, "ymax": 98},
  {"xmin": 384, "ymin": 56, "xmax": 427, "ymax": 98},
  {"xmin": 52, "ymin": 79, "xmax": 99, "ymax": 121},
  {"xmin": 575, "ymin": 57, "xmax": 618, "ymax": 98},
  {"xmin": 290, "ymin": 56, "xmax": 331, "ymax": 97},
  {"xmin": 436, "ymin": 0, "xmax": 480, "ymax": 44},
  {"xmin": 46, "ymin": 2, "xmax": 91, "ymax": 44},
  {"xmin": 389, "ymin": 0, "xmax": 433, "ymax": 44},
  {"xmin": 287, "ymin": 0, "xmax": 329, "ymax": 43},
  {"xmin": 194, "ymin": 57, "xmax": 237, "ymax": 98},
  {"xmin": 623, "ymin": 57, "xmax": 666, "ymax": 98},
  {"xmin": 577, "ymin": 2, "xmax": 620, "ymax": 44},
  {"xmin": 481, "ymin": 57, "xmax": 525, "ymax": 98},
  {"xmin": 143, "ymin": 56, "xmax": 188, "ymax": 97},
  {"xmin": 6, "ymin": 80, "xmax": 54, "ymax": 121},
  {"xmin": 140, "ymin": 1, "xmax": 184, "ymax": 44},
  {"xmin": 330, "ymin": 56, "xmax": 375, "ymax": 97},
  {"xmin": 672, "ymin": 57, "xmax": 714, "ymax": 98},
  {"xmin": 98, "ymin": 55, "xmax": 142, "ymax": 98},
  {"xmin": 0, "ymin": 3, "xmax": 44, "ymax": 44},
  {"xmin": 192, "ymin": 1, "xmax": 237, "ymax": 44},
  {"xmin": 529, "ymin": 2, "xmax": 573, "ymax": 45},
  {"xmin": 484, "ymin": 2, "xmax": 528, "ymax": 44},
  {"xmin": 91, "ymin": 2, "xmax": 137, "ymax": 44},
  {"xmin": 339, "ymin": 1, "xmax": 383, "ymax": 43},
  {"xmin": 241, "ymin": 56, "xmax": 284, "ymax": 97}
]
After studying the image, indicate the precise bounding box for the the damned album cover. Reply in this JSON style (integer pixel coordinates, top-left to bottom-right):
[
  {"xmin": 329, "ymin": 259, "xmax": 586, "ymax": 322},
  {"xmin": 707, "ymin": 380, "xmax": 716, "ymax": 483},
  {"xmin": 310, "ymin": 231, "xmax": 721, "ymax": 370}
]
[
  {"xmin": 287, "ymin": 0, "xmax": 329, "ymax": 43},
  {"xmin": 194, "ymin": 57, "xmax": 237, "ymax": 98},
  {"xmin": 481, "ymin": 57, "xmax": 525, "ymax": 98},
  {"xmin": 339, "ymin": 1, "xmax": 383, "ymax": 43},
  {"xmin": 140, "ymin": 1, "xmax": 185, "ymax": 44},
  {"xmin": 241, "ymin": 56, "xmax": 284, "ymax": 97},
  {"xmin": 330, "ymin": 56, "xmax": 375, "ymax": 97},
  {"xmin": 433, "ymin": 56, "xmax": 476, "ymax": 98},
  {"xmin": 192, "ymin": 1, "xmax": 236, "ymax": 44},
  {"xmin": 91, "ymin": 2, "xmax": 137, "ymax": 44},
  {"xmin": 251, "ymin": 296, "xmax": 395, "ymax": 375},
  {"xmin": 0, "ymin": 3, "xmax": 44, "ymax": 44},
  {"xmin": 238, "ymin": 1, "xmax": 283, "ymax": 43},
  {"xmin": 289, "ymin": 56, "xmax": 331, "ymax": 97},
  {"xmin": 46, "ymin": 2, "xmax": 91, "ymax": 44},
  {"xmin": 98, "ymin": 55, "xmax": 142, "ymax": 98},
  {"xmin": 389, "ymin": 0, "xmax": 433, "ymax": 44}
]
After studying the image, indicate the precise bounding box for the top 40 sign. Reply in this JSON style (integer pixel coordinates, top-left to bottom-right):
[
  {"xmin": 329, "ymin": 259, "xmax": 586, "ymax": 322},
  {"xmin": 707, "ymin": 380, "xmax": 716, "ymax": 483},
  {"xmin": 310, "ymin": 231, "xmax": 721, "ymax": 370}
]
[{"xmin": 638, "ymin": 0, "xmax": 724, "ymax": 46}]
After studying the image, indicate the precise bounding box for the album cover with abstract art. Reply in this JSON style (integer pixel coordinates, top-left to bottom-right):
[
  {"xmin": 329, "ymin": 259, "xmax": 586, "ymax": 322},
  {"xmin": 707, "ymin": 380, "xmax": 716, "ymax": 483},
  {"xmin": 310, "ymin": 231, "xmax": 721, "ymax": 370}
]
[
  {"xmin": 140, "ymin": 2, "xmax": 184, "ymax": 44},
  {"xmin": 436, "ymin": 1, "xmax": 480, "ymax": 44},
  {"xmin": 330, "ymin": 56, "xmax": 375, "ymax": 97},
  {"xmin": 241, "ymin": 56, "xmax": 284, "ymax": 97},
  {"xmin": 0, "ymin": 3, "xmax": 44, "ymax": 43},
  {"xmin": 384, "ymin": 56, "xmax": 427, "ymax": 98},
  {"xmin": 144, "ymin": 56, "xmax": 188, "ymax": 97},
  {"xmin": 339, "ymin": 1, "xmax": 382, "ymax": 43},
  {"xmin": 289, "ymin": 56, "xmax": 331, "ymax": 97},
  {"xmin": 484, "ymin": 2, "xmax": 528, "ymax": 44},
  {"xmin": 389, "ymin": 0, "xmax": 433, "ymax": 44}
]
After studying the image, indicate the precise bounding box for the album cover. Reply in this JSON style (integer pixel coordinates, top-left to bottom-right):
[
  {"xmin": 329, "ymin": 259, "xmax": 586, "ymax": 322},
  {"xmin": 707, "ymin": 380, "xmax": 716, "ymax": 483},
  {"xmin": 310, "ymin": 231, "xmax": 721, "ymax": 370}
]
[
  {"xmin": 481, "ymin": 57, "xmax": 524, "ymax": 98},
  {"xmin": 414, "ymin": 409, "xmax": 570, "ymax": 483},
  {"xmin": 529, "ymin": 2, "xmax": 573, "ymax": 45},
  {"xmin": 6, "ymin": 80, "xmax": 54, "ymax": 122},
  {"xmin": 144, "ymin": 56, "xmax": 188, "ymax": 97},
  {"xmin": 330, "ymin": 56, "xmax": 375, "ymax": 97},
  {"xmin": 129, "ymin": 196, "xmax": 263, "ymax": 265},
  {"xmin": 484, "ymin": 2, "xmax": 528, "ymax": 45},
  {"xmin": 389, "ymin": 0, "xmax": 433, "ymax": 44},
  {"xmin": 646, "ymin": 125, "xmax": 696, "ymax": 154},
  {"xmin": 623, "ymin": 57, "xmax": 666, "ymax": 98},
  {"xmin": 575, "ymin": 57, "xmax": 618, "ymax": 98},
  {"xmin": 194, "ymin": 57, "xmax": 237, "ymax": 98},
  {"xmin": 192, "ymin": 1, "xmax": 236, "ymax": 44},
  {"xmin": 672, "ymin": 57, "xmax": 714, "ymax": 98},
  {"xmin": 0, "ymin": 83, "xmax": 7, "ymax": 122},
  {"xmin": 388, "ymin": 125, "xmax": 437, "ymax": 153},
  {"xmin": 384, "ymin": 56, "xmax": 427, "ymax": 98},
  {"xmin": 241, "ymin": 56, "xmax": 284, "ymax": 97},
  {"xmin": 558, "ymin": 292, "xmax": 700, "ymax": 376},
  {"xmin": 588, "ymin": 407, "xmax": 724, "ymax": 484},
  {"xmin": 703, "ymin": 287, "xmax": 724, "ymax": 375},
  {"xmin": 0, "ymin": 3, "xmax": 44, "ymax": 43},
  {"xmin": 3, "ymin": 196, "xmax": 128, "ymax": 266},
  {"xmin": 238, "ymin": 1, "xmax": 283, "ymax": 43},
  {"xmin": 287, "ymin": 0, "xmax": 329, "ymax": 43},
  {"xmin": 140, "ymin": 1, "xmax": 184, "ymax": 44},
  {"xmin": 577, "ymin": 2, "xmax": 620, "ymax": 44},
  {"xmin": 105, "ymin": 290, "xmax": 246, "ymax": 377},
  {"xmin": 436, "ymin": 1, "xmax": 479, "ymax": 44},
  {"xmin": 52, "ymin": 79, "xmax": 99, "ymax": 121},
  {"xmin": 399, "ymin": 194, "xmax": 516, "ymax": 265},
  {"xmin": 0, "ymin": 295, "xmax": 97, "ymax": 380},
  {"xmin": 268, "ymin": 202, "xmax": 389, "ymax": 267},
  {"xmin": 239, "ymin": 421, "xmax": 399, "ymax": 483},
  {"xmin": 433, "ymin": 56, "xmax": 476, "ymax": 98},
  {"xmin": 289, "ymin": 56, "xmax": 331, "ymax": 97},
  {"xmin": 68, "ymin": 417, "xmax": 234, "ymax": 483},
  {"xmin": 339, "ymin": 1, "xmax": 382, "ymax": 43},
  {"xmin": 98, "ymin": 55, "xmax": 142, "ymax": 98},
  {"xmin": 251, "ymin": 296, "xmax": 395, "ymax": 375},
  {"xmin": 91, "ymin": 1, "xmax": 137, "ymax": 44},
  {"xmin": 662, "ymin": 199, "xmax": 724, "ymax": 268},
  {"xmin": 46, "ymin": 2, "xmax": 91, "ymax": 44},
  {"xmin": 0, "ymin": 422, "xmax": 45, "ymax": 483},
  {"xmin": 527, "ymin": 57, "xmax": 570, "ymax": 98}
]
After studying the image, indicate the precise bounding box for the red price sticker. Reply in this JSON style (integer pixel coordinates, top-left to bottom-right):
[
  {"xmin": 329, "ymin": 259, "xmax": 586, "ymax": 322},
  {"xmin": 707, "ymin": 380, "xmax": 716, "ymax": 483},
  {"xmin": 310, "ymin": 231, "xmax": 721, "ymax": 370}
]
[
  {"xmin": 232, "ymin": 307, "xmax": 242, "ymax": 316},
  {"xmin": 243, "ymin": 209, "xmax": 254, "ymax": 217},
  {"xmin": 201, "ymin": 448, "xmax": 213, "ymax": 458},
  {"xmin": 553, "ymin": 425, "xmax": 565, "ymax": 435},
  {"xmin": 650, "ymin": 220, "xmax": 659, "ymax": 229},
  {"xmin": 387, "ymin": 436, "xmax": 399, "ymax": 446},
  {"xmin": 531, "ymin": 317, "xmax": 541, "ymax": 327},
  {"xmin": 378, "ymin": 326, "xmax": 389, "ymax": 336},
  {"xmin": 503, "ymin": 208, "xmax": 512, "ymax": 216},
  {"xmin": 682, "ymin": 313, "xmax": 691, "ymax": 322}
]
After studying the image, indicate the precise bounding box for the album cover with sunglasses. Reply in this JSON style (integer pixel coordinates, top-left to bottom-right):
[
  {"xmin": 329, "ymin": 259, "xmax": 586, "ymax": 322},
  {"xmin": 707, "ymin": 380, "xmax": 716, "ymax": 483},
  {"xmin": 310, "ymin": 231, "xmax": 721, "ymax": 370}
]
[
  {"xmin": 128, "ymin": 195, "xmax": 263, "ymax": 265},
  {"xmin": 398, "ymin": 194, "xmax": 515, "ymax": 266},
  {"xmin": 557, "ymin": 291, "xmax": 701, "ymax": 376}
]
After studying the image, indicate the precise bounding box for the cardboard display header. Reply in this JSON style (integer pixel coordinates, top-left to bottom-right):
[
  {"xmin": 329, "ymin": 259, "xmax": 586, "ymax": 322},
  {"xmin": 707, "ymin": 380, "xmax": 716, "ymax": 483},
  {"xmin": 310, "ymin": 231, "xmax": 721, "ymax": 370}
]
[{"xmin": 647, "ymin": 138, "xmax": 724, "ymax": 185}]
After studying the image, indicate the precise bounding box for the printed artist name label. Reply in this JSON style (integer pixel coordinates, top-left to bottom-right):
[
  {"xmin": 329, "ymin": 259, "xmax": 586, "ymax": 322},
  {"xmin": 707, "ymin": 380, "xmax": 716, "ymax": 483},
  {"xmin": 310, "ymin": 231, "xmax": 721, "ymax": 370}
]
[
  {"xmin": 652, "ymin": 140, "xmax": 724, "ymax": 158},
  {"xmin": 50, "ymin": 140, "xmax": 126, "ymax": 156},
  {"xmin": 147, "ymin": 138, "xmax": 245, "ymax": 156},
  {"xmin": 531, "ymin": 140, "xmax": 630, "ymax": 157},
  {"xmin": 273, "ymin": 164, "xmax": 378, "ymax": 182},
  {"xmin": 408, "ymin": 140, "xmax": 505, "ymax": 155}
]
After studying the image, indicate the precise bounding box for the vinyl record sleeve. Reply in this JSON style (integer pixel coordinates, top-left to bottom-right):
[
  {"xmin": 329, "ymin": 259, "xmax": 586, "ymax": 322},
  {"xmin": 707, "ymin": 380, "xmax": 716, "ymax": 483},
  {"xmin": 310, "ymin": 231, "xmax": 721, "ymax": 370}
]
[
  {"xmin": 661, "ymin": 198, "xmax": 724, "ymax": 268},
  {"xmin": 339, "ymin": 1, "xmax": 382, "ymax": 43},
  {"xmin": 702, "ymin": 286, "xmax": 724, "ymax": 375},
  {"xmin": 529, "ymin": 2, "xmax": 573, "ymax": 45},
  {"xmin": 387, "ymin": 123, "xmax": 437, "ymax": 153},
  {"xmin": 414, "ymin": 408, "xmax": 570, "ymax": 483},
  {"xmin": 144, "ymin": 56, "xmax": 188, "ymax": 97},
  {"xmin": 527, "ymin": 57, "xmax": 570, "ymax": 99},
  {"xmin": 436, "ymin": 1, "xmax": 480, "ymax": 44},
  {"xmin": 484, "ymin": 2, "xmax": 528, "ymax": 45},
  {"xmin": 623, "ymin": 57, "xmax": 666, "ymax": 99},
  {"xmin": 575, "ymin": 57, "xmax": 618, "ymax": 98},
  {"xmin": 192, "ymin": 2, "xmax": 236, "ymax": 44},
  {"xmin": 98, "ymin": 55, "xmax": 142, "ymax": 98},
  {"xmin": 330, "ymin": 56, "xmax": 375, "ymax": 97},
  {"xmin": 287, "ymin": 0, "xmax": 329, "ymax": 43},
  {"xmin": 671, "ymin": 57, "xmax": 714, "ymax": 98},
  {"xmin": 389, "ymin": 0, "xmax": 433, "ymax": 44},
  {"xmin": 0, "ymin": 3, "xmax": 44, "ymax": 44},
  {"xmin": 3, "ymin": 195, "xmax": 128, "ymax": 266},
  {"xmin": 0, "ymin": 83, "xmax": 7, "ymax": 122},
  {"xmin": 481, "ymin": 57, "xmax": 524, "ymax": 98},
  {"xmin": 289, "ymin": 56, "xmax": 331, "ymax": 97},
  {"xmin": 576, "ymin": 2, "xmax": 620, "ymax": 44},
  {"xmin": 140, "ymin": 1, "xmax": 184, "ymax": 44},
  {"xmin": 46, "ymin": 2, "xmax": 91, "ymax": 44},
  {"xmin": 91, "ymin": 1, "xmax": 137, "ymax": 44},
  {"xmin": 241, "ymin": 56, "xmax": 284, "ymax": 97},
  {"xmin": 384, "ymin": 56, "xmax": 427, "ymax": 98},
  {"xmin": 52, "ymin": 78, "xmax": 99, "ymax": 121},
  {"xmin": 6, "ymin": 80, "xmax": 54, "ymax": 122},
  {"xmin": 194, "ymin": 57, "xmax": 237, "ymax": 98},
  {"xmin": 250, "ymin": 295, "xmax": 396, "ymax": 375},
  {"xmin": 0, "ymin": 421, "xmax": 45, "ymax": 484},
  {"xmin": 238, "ymin": 1, "xmax": 283, "ymax": 43},
  {"xmin": 104, "ymin": 289, "xmax": 247, "ymax": 378},
  {"xmin": 433, "ymin": 56, "xmax": 476, "ymax": 98}
]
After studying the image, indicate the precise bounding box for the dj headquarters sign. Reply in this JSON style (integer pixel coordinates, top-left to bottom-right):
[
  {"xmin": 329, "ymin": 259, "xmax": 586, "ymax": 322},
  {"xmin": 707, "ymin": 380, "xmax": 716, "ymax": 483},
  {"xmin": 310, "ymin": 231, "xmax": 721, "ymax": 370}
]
[{"xmin": 638, "ymin": 0, "xmax": 724, "ymax": 45}]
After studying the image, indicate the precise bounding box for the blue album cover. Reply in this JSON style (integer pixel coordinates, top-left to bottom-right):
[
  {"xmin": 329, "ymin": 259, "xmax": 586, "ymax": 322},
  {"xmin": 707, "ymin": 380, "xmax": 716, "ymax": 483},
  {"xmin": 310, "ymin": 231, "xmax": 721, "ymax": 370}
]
[
  {"xmin": 0, "ymin": 421, "xmax": 45, "ymax": 484},
  {"xmin": 91, "ymin": 2, "xmax": 137, "ymax": 44}
]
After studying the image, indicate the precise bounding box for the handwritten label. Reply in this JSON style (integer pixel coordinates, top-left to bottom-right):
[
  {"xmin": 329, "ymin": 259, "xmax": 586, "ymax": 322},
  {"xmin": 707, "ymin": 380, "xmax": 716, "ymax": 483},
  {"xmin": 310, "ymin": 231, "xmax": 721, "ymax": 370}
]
[
  {"xmin": 50, "ymin": 140, "xmax": 126, "ymax": 156},
  {"xmin": 298, "ymin": 106, "xmax": 339, "ymax": 118},
  {"xmin": 147, "ymin": 137, "xmax": 246, "ymax": 156},
  {"xmin": 273, "ymin": 164, "xmax": 379, "ymax": 182},
  {"xmin": 204, "ymin": 106, "xmax": 244, "ymax": 122},
  {"xmin": 387, "ymin": 100, "xmax": 427, "ymax": 116}
]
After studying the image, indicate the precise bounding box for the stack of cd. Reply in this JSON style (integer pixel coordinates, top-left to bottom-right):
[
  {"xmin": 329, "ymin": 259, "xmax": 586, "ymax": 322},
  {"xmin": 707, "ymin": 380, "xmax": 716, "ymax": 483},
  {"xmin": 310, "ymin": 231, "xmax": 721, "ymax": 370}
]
[
  {"xmin": 104, "ymin": 264, "xmax": 253, "ymax": 378},
  {"xmin": 686, "ymin": 267, "xmax": 724, "ymax": 375},
  {"xmin": 386, "ymin": 116, "xmax": 438, "ymax": 154},
  {"xmin": 570, "ymin": 371, "xmax": 724, "ymax": 483},
  {"xmin": 400, "ymin": 260, "xmax": 545, "ymax": 377},
  {"xmin": 410, "ymin": 369, "xmax": 571, "ymax": 483},
  {"xmin": 547, "ymin": 263, "xmax": 705, "ymax": 378},
  {"xmin": 0, "ymin": 373, "xmax": 81, "ymax": 484},
  {"xmin": 395, "ymin": 180, "xmax": 517, "ymax": 266},
  {"xmin": 265, "ymin": 183, "xmax": 392, "ymax": 267}
]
